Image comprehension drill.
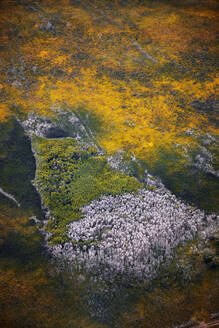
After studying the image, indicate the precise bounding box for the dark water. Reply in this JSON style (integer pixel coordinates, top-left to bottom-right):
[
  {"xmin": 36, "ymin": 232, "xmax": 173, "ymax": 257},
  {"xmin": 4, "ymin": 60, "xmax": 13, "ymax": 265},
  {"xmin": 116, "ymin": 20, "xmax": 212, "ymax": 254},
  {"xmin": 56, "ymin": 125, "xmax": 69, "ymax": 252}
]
[
  {"xmin": 0, "ymin": 118, "xmax": 43, "ymax": 218},
  {"xmin": 0, "ymin": 119, "xmax": 100, "ymax": 328}
]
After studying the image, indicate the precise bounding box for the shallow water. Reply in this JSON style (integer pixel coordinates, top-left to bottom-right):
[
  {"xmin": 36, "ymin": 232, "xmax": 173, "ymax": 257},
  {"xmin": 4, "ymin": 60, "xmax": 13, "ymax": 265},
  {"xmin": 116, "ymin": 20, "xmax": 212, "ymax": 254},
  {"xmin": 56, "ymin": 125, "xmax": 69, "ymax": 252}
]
[
  {"xmin": 0, "ymin": 117, "xmax": 218, "ymax": 328},
  {"xmin": 0, "ymin": 0, "xmax": 218, "ymax": 326},
  {"xmin": 0, "ymin": 119, "xmax": 43, "ymax": 218},
  {"xmin": 0, "ymin": 119, "xmax": 105, "ymax": 328}
]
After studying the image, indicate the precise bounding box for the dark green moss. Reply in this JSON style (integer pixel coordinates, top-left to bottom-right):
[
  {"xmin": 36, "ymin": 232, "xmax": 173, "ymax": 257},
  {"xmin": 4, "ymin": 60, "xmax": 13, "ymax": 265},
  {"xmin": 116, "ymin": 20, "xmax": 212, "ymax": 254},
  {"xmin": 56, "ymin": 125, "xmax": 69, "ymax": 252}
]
[
  {"xmin": 33, "ymin": 137, "xmax": 142, "ymax": 245},
  {"xmin": 148, "ymin": 145, "xmax": 219, "ymax": 212}
]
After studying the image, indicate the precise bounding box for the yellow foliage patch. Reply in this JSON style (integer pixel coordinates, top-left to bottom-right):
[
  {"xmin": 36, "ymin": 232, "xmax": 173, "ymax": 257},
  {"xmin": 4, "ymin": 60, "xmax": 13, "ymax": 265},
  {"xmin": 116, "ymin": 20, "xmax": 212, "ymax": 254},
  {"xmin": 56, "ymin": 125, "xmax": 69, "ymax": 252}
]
[
  {"xmin": 0, "ymin": 0, "xmax": 218, "ymax": 169},
  {"xmin": 0, "ymin": 104, "xmax": 11, "ymax": 122}
]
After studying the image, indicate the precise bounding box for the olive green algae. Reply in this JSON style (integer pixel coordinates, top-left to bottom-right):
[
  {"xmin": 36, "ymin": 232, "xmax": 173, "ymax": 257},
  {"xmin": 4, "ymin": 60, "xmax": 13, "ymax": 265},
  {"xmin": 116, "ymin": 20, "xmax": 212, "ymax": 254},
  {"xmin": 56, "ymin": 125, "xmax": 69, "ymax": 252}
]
[{"xmin": 32, "ymin": 137, "xmax": 142, "ymax": 245}]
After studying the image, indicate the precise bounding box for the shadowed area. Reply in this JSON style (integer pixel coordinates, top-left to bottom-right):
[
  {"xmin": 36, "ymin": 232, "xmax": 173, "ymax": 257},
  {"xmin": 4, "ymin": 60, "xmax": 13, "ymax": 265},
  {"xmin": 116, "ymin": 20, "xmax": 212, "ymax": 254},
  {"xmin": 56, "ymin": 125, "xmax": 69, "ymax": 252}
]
[{"xmin": 0, "ymin": 119, "xmax": 43, "ymax": 218}]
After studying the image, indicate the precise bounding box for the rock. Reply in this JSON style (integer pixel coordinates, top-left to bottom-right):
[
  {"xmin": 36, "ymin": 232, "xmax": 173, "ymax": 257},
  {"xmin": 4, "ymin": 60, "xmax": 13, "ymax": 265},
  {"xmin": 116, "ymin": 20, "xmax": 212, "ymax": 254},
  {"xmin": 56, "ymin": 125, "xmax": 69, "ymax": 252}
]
[
  {"xmin": 32, "ymin": 66, "xmax": 38, "ymax": 72},
  {"xmin": 29, "ymin": 216, "xmax": 40, "ymax": 225},
  {"xmin": 39, "ymin": 21, "xmax": 55, "ymax": 32},
  {"xmin": 46, "ymin": 21, "xmax": 54, "ymax": 31},
  {"xmin": 12, "ymin": 80, "xmax": 22, "ymax": 87}
]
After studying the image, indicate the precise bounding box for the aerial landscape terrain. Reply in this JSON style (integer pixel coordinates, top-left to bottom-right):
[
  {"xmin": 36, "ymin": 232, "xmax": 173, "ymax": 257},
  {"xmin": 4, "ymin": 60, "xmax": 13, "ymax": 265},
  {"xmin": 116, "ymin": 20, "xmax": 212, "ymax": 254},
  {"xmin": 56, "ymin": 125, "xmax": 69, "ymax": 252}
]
[{"xmin": 0, "ymin": 0, "xmax": 218, "ymax": 327}]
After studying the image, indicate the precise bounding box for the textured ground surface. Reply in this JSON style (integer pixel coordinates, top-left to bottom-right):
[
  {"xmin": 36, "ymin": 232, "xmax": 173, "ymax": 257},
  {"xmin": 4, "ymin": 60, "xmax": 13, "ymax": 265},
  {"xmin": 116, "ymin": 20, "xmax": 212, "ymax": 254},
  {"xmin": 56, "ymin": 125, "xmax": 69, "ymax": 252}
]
[
  {"xmin": 0, "ymin": 0, "xmax": 218, "ymax": 327},
  {"xmin": 53, "ymin": 185, "xmax": 217, "ymax": 281}
]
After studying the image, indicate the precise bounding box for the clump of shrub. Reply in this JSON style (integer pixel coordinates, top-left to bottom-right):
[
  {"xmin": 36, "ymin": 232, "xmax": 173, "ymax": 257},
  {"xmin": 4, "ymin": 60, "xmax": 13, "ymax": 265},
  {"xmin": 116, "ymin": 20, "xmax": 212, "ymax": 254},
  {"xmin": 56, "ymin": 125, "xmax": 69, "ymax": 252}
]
[{"xmin": 32, "ymin": 137, "xmax": 142, "ymax": 244}]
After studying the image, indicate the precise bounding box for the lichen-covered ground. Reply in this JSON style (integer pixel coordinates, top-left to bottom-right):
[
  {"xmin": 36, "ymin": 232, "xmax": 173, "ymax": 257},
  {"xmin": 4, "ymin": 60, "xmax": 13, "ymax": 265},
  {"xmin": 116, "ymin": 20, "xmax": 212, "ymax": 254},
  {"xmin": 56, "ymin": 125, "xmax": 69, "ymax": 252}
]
[{"xmin": 0, "ymin": 0, "xmax": 219, "ymax": 327}]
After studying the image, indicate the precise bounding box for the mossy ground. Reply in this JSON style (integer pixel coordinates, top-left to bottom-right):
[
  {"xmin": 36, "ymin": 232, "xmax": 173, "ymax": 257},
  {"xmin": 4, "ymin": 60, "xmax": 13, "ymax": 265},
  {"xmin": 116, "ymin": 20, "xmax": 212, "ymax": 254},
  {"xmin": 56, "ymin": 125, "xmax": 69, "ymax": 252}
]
[{"xmin": 33, "ymin": 137, "xmax": 142, "ymax": 244}]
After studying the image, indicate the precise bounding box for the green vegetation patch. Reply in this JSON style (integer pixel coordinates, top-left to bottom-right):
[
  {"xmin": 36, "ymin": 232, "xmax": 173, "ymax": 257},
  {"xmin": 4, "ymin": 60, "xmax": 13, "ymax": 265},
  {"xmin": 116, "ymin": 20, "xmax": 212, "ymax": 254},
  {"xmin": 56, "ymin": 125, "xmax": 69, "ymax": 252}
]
[
  {"xmin": 32, "ymin": 137, "xmax": 142, "ymax": 245},
  {"xmin": 149, "ymin": 144, "xmax": 219, "ymax": 212}
]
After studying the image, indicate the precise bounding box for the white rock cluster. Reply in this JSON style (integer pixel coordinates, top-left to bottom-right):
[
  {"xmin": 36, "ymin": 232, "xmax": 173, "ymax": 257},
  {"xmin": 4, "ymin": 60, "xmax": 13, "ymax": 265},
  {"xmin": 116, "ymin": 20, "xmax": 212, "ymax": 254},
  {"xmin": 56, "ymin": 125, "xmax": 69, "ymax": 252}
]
[
  {"xmin": 193, "ymin": 146, "xmax": 219, "ymax": 178},
  {"xmin": 50, "ymin": 184, "xmax": 218, "ymax": 282},
  {"xmin": 22, "ymin": 113, "xmax": 55, "ymax": 137},
  {"xmin": 22, "ymin": 113, "xmax": 103, "ymax": 152}
]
